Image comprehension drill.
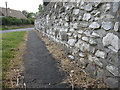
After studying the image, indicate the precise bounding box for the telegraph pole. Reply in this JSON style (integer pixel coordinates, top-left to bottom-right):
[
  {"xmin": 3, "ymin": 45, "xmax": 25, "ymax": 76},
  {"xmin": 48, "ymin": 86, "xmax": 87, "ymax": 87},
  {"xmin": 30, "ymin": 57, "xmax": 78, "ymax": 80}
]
[{"xmin": 5, "ymin": 2, "xmax": 8, "ymax": 16}]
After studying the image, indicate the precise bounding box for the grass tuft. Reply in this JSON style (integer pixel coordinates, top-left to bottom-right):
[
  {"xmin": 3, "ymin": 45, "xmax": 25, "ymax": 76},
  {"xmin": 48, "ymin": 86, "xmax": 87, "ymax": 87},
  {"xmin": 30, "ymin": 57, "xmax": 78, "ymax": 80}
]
[
  {"xmin": 0, "ymin": 25, "xmax": 34, "ymax": 30},
  {"xmin": 2, "ymin": 31, "xmax": 26, "ymax": 73}
]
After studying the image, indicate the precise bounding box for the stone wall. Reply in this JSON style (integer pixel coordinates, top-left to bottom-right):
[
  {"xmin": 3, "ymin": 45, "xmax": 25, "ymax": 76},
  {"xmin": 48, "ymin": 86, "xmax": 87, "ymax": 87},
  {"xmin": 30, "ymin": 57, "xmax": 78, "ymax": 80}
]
[{"xmin": 35, "ymin": 1, "xmax": 120, "ymax": 88}]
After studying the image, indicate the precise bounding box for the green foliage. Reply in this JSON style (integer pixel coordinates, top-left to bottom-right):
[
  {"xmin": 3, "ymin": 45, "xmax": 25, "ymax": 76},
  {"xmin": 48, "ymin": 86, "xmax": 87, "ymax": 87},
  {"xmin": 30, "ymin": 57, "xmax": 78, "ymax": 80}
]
[
  {"xmin": 22, "ymin": 10, "xmax": 28, "ymax": 17},
  {"xmin": 11, "ymin": 17, "xmax": 22, "ymax": 25},
  {"xmin": 1, "ymin": 17, "xmax": 34, "ymax": 25},
  {"xmin": 0, "ymin": 17, "xmax": 2, "ymax": 25},
  {"xmin": 29, "ymin": 18, "xmax": 34, "ymax": 24},
  {"xmin": 27, "ymin": 12, "xmax": 35, "ymax": 18},
  {"xmin": 2, "ymin": 17, "xmax": 12, "ymax": 25},
  {"xmin": 22, "ymin": 10, "xmax": 35, "ymax": 19},
  {"xmin": 38, "ymin": 4, "xmax": 44, "ymax": 12}
]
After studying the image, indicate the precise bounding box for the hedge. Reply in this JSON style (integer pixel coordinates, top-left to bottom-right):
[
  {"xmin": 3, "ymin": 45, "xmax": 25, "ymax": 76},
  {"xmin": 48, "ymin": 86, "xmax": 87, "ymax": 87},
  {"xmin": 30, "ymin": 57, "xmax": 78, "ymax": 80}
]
[{"xmin": 1, "ymin": 17, "xmax": 34, "ymax": 25}]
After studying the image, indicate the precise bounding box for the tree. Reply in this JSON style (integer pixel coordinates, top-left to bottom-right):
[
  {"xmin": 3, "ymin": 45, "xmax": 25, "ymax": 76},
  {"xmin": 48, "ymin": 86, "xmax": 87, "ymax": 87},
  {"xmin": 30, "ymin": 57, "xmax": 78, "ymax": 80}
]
[
  {"xmin": 38, "ymin": 4, "xmax": 44, "ymax": 12},
  {"xmin": 27, "ymin": 12, "xmax": 35, "ymax": 18},
  {"xmin": 22, "ymin": 10, "xmax": 28, "ymax": 17}
]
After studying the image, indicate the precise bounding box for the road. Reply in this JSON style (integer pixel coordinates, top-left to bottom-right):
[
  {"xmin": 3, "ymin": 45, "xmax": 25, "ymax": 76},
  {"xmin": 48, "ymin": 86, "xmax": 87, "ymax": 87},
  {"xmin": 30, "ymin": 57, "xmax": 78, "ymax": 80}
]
[
  {"xmin": 23, "ymin": 30, "xmax": 67, "ymax": 88},
  {"xmin": 0, "ymin": 28, "xmax": 34, "ymax": 33}
]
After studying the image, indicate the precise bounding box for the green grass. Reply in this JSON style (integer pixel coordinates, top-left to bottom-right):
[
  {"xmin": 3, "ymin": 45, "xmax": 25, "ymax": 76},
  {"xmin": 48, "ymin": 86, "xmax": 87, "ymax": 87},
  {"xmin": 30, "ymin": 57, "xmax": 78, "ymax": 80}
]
[
  {"xmin": 2, "ymin": 31, "xmax": 26, "ymax": 72},
  {"xmin": 0, "ymin": 26, "xmax": 8, "ymax": 30},
  {"xmin": 0, "ymin": 25, "xmax": 34, "ymax": 30}
]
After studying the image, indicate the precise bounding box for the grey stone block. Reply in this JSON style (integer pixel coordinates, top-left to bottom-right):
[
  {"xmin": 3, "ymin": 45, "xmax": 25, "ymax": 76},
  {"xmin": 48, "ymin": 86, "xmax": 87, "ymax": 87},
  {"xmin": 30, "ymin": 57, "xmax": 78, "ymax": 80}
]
[{"xmin": 105, "ymin": 77, "xmax": 118, "ymax": 88}]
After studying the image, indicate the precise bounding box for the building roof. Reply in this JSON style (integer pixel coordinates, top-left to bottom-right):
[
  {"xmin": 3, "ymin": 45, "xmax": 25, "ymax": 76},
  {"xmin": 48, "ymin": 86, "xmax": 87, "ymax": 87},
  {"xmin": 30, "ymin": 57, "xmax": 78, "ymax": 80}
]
[{"xmin": 0, "ymin": 7, "xmax": 27, "ymax": 19}]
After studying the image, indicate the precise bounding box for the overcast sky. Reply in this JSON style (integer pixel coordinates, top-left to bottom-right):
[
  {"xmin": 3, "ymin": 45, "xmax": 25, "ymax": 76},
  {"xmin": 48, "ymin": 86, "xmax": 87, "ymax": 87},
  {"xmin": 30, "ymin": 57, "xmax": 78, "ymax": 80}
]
[{"xmin": 0, "ymin": 0, "xmax": 43, "ymax": 13}]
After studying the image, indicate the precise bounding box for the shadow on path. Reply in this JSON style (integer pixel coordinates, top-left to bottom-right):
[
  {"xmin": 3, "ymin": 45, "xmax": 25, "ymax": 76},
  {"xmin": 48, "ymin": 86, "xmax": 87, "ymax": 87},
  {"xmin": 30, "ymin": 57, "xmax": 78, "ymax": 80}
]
[{"xmin": 24, "ymin": 31, "xmax": 67, "ymax": 88}]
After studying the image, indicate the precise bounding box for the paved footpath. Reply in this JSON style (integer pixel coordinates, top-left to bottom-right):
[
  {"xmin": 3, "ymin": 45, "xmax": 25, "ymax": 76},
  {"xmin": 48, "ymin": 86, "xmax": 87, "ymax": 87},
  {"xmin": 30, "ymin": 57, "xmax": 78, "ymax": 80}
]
[{"xmin": 23, "ymin": 30, "xmax": 67, "ymax": 88}]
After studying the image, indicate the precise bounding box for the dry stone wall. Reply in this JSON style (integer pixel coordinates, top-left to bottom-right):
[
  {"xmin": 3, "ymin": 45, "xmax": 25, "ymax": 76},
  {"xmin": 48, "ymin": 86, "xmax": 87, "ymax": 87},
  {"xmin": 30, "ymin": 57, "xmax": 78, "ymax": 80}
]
[{"xmin": 35, "ymin": 1, "xmax": 120, "ymax": 88}]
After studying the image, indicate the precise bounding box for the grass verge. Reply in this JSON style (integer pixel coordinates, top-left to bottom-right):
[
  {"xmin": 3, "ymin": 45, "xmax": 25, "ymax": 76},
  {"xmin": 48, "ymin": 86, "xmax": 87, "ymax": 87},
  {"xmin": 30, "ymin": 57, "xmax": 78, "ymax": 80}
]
[
  {"xmin": 0, "ymin": 24, "xmax": 34, "ymax": 30},
  {"xmin": 2, "ymin": 31, "xmax": 27, "ymax": 88}
]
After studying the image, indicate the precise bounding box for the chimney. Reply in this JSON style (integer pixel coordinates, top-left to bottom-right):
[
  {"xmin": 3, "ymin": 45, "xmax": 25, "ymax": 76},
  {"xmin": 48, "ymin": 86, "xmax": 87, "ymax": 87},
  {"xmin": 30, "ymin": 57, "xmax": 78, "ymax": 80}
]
[{"xmin": 5, "ymin": 2, "xmax": 8, "ymax": 16}]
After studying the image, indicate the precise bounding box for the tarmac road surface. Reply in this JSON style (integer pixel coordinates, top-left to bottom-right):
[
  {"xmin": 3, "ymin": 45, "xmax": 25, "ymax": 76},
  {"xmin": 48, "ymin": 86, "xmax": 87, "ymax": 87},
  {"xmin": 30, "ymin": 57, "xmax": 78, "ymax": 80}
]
[{"xmin": 23, "ymin": 30, "xmax": 67, "ymax": 88}]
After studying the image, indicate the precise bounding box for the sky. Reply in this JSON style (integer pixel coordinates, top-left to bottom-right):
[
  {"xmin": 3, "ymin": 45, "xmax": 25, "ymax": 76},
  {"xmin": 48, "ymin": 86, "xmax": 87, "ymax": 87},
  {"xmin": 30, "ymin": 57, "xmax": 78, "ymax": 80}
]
[{"xmin": 0, "ymin": 0, "xmax": 43, "ymax": 13}]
